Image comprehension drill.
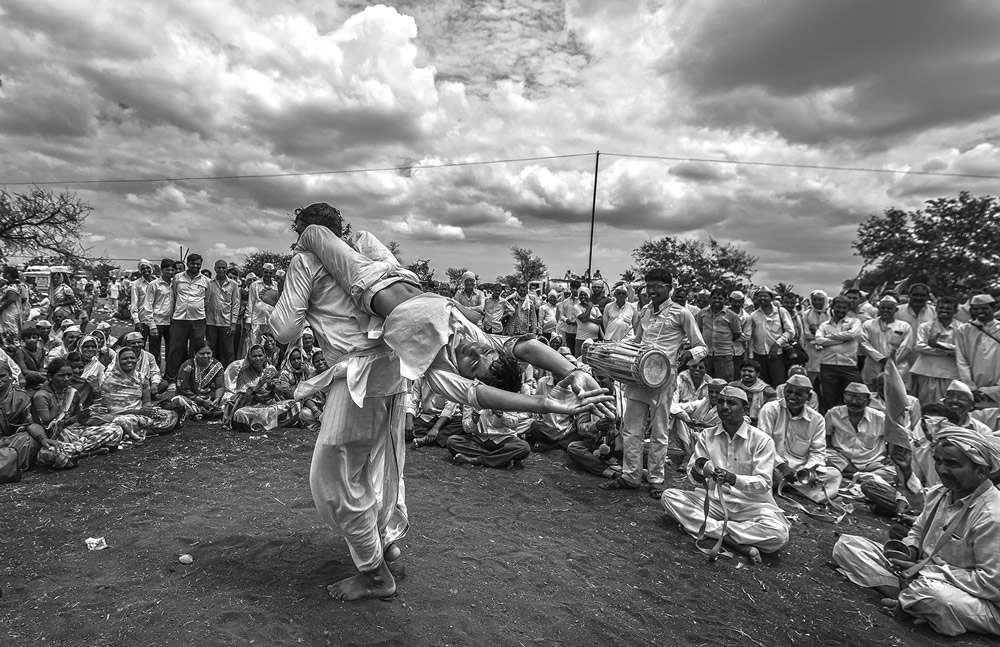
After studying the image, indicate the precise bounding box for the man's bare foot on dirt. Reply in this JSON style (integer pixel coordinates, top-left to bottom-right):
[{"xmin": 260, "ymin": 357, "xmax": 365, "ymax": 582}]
[
  {"xmin": 383, "ymin": 544, "xmax": 406, "ymax": 580},
  {"xmin": 452, "ymin": 453, "xmax": 479, "ymax": 465},
  {"xmin": 722, "ymin": 537, "xmax": 761, "ymax": 564},
  {"xmin": 327, "ymin": 562, "xmax": 396, "ymax": 601}
]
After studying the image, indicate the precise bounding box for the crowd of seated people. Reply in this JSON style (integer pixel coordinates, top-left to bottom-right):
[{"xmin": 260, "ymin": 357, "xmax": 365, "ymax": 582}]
[{"xmin": 3, "ymin": 255, "xmax": 1000, "ymax": 637}]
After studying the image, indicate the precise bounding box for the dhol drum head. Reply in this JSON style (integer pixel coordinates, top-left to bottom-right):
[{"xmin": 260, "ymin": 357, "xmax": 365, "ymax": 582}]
[{"xmin": 636, "ymin": 350, "xmax": 670, "ymax": 389}]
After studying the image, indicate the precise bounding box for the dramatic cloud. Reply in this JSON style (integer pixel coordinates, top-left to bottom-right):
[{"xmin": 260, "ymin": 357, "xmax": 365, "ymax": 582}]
[{"xmin": 1, "ymin": 0, "xmax": 998, "ymax": 292}]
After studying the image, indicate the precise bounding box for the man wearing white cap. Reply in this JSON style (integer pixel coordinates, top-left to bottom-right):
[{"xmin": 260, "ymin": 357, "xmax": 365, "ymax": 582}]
[
  {"xmin": 955, "ymin": 294, "xmax": 1000, "ymax": 410},
  {"xmin": 942, "ymin": 380, "xmax": 993, "ymax": 436},
  {"xmin": 748, "ymin": 286, "xmax": 796, "ymax": 387},
  {"xmin": 454, "ymin": 271, "xmax": 485, "ymax": 317},
  {"xmin": 824, "ymin": 382, "xmax": 892, "ymax": 480},
  {"xmin": 661, "ymin": 384, "xmax": 790, "ymax": 563},
  {"xmin": 758, "ymin": 374, "xmax": 840, "ymax": 502},
  {"xmin": 833, "ymin": 426, "xmax": 1000, "ymax": 636},
  {"xmin": 602, "ymin": 284, "xmax": 637, "ymax": 343},
  {"xmin": 601, "ymin": 268, "xmax": 708, "ymax": 499},
  {"xmin": 860, "ymin": 295, "xmax": 913, "ymax": 386},
  {"xmin": 911, "ymin": 296, "xmax": 960, "ymax": 407},
  {"xmin": 248, "ymin": 263, "xmax": 279, "ymax": 347},
  {"xmin": 538, "ymin": 290, "xmax": 561, "ymax": 342}
]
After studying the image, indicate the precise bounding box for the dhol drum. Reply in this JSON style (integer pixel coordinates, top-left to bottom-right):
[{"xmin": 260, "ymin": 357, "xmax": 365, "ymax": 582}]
[{"xmin": 585, "ymin": 341, "xmax": 671, "ymax": 389}]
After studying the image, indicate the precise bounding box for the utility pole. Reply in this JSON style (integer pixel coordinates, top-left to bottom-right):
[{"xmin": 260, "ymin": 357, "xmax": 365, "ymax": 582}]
[{"xmin": 586, "ymin": 150, "xmax": 600, "ymax": 284}]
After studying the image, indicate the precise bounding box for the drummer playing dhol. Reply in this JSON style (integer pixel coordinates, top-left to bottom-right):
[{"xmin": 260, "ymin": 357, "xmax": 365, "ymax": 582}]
[{"xmin": 601, "ymin": 269, "xmax": 708, "ymax": 499}]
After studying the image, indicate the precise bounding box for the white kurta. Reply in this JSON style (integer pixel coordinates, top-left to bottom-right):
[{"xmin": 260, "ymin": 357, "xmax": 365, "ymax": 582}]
[{"xmin": 661, "ymin": 422, "xmax": 790, "ymax": 553}]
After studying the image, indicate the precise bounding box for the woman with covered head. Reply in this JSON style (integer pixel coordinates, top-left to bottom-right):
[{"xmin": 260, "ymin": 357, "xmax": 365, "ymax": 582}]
[
  {"xmin": 172, "ymin": 343, "xmax": 225, "ymax": 419},
  {"xmin": 221, "ymin": 343, "xmax": 300, "ymax": 432},
  {"xmin": 31, "ymin": 358, "xmax": 127, "ymax": 469},
  {"xmin": 0, "ymin": 363, "xmax": 48, "ymax": 470},
  {"xmin": 99, "ymin": 347, "xmax": 181, "ymax": 441},
  {"xmin": 834, "ymin": 427, "xmax": 1000, "ymax": 636},
  {"xmin": 77, "ymin": 335, "xmax": 106, "ymax": 395},
  {"xmin": 275, "ymin": 346, "xmax": 321, "ymax": 429}
]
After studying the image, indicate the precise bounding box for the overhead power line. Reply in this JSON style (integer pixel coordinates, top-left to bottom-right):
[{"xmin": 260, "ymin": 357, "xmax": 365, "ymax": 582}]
[
  {"xmin": 0, "ymin": 153, "xmax": 594, "ymax": 187},
  {"xmin": 601, "ymin": 152, "xmax": 1000, "ymax": 181},
  {"xmin": 2, "ymin": 150, "xmax": 998, "ymax": 186}
]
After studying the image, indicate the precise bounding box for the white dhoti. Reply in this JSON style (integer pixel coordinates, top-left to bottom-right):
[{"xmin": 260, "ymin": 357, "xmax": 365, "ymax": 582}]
[
  {"xmin": 779, "ymin": 467, "xmax": 843, "ymax": 504},
  {"xmin": 826, "ymin": 449, "xmax": 895, "ymax": 482},
  {"xmin": 833, "ymin": 534, "xmax": 1000, "ymax": 636},
  {"xmin": 661, "ymin": 488, "xmax": 790, "ymax": 553},
  {"xmin": 310, "ymin": 380, "xmax": 407, "ymax": 572}
]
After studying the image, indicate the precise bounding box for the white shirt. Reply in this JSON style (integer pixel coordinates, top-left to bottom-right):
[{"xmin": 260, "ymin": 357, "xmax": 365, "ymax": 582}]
[
  {"xmin": 626, "ymin": 299, "xmax": 707, "ymax": 367},
  {"xmin": 172, "ymin": 272, "xmax": 211, "ymax": 321},
  {"xmin": 603, "ymin": 300, "xmax": 638, "ymax": 342},
  {"xmin": 248, "ymin": 279, "xmax": 278, "ymax": 325},
  {"xmin": 860, "ymin": 318, "xmax": 913, "ymax": 363},
  {"xmin": 143, "ymin": 278, "xmax": 174, "ymax": 326},
  {"xmin": 757, "ymin": 400, "xmax": 826, "ymax": 471}
]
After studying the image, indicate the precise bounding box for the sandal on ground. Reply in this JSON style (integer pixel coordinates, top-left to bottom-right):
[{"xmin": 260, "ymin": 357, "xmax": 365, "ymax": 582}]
[
  {"xmin": 648, "ymin": 484, "xmax": 666, "ymax": 500},
  {"xmin": 600, "ymin": 476, "xmax": 639, "ymax": 491}
]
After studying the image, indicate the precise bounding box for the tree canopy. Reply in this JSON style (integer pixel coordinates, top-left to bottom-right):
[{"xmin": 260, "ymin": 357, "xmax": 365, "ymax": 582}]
[
  {"xmin": 496, "ymin": 246, "xmax": 547, "ymax": 288},
  {"xmin": 631, "ymin": 236, "xmax": 757, "ymax": 289},
  {"xmin": 851, "ymin": 192, "xmax": 1000, "ymax": 294},
  {"xmin": 0, "ymin": 187, "xmax": 93, "ymax": 265},
  {"xmin": 242, "ymin": 251, "xmax": 292, "ymax": 278}
]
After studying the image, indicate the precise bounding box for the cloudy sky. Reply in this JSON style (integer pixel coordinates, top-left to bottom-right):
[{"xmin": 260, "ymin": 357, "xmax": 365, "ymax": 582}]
[{"xmin": 2, "ymin": 0, "xmax": 999, "ymax": 293}]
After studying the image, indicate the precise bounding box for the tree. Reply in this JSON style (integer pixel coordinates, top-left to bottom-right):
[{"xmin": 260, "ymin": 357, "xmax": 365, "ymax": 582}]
[
  {"xmin": 242, "ymin": 251, "xmax": 292, "ymax": 278},
  {"xmin": 851, "ymin": 192, "xmax": 1000, "ymax": 294},
  {"xmin": 405, "ymin": 259, "xmax": 434, "ymax": 284},
  {"xmin": 0, "ymin": 186, "xmax": 93, "ymax": 265},
  {"xmin": 631, "ymin": 236, "xmax": 757, "ymax": 289},
  {"xmin": 446, "ymin": 267, "xmax": 470, "ymax": 289},
  {"xmin": 386, "ymin": 241, "xmax": 403, "ymax": 263},
  {"xmin": 508, "ymin": 247, "xmax": 547, "ymax": 286}
]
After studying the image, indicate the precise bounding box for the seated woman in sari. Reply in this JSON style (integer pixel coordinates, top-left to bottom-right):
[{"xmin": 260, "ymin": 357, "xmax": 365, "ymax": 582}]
[
  {"xmin": 66, "ymin": 351, "xmax": 100, "ymax": 408},
  {"xmin": 0, "ymin": 363, "xmax": 48, "ymax": 470},
  {"xmin": 222, "ymin": 344, "xmax": 300, "ymax": 432},
  {"xmin": 172, "ymin": 344, "xmax": 225, "ymax": 419},
  {"xmin": 99, "ymin": 347, "xmax": 181, "ymax": 443},
  {"xmin": 275, "ymin": 347, "xmax": 321, "ymax": 430},
  {"xmin": 90, "ymin": 328, "xmax": 117, "ymax": 367},
  {"xmin": 261, "ymin": 331, "xmax": 282, "ymax": 367},
  {"xmin": 77, "ymin": 336, "xmax": 106, "ymax": 395},
  {"xmin": 31, "ymin": 358, "xmax": 126, "ymax": 469}
]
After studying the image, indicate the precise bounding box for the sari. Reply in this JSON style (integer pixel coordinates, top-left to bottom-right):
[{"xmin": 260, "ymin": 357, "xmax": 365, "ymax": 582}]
[
  {"xmin": 99, "ymin": 352, "xmax": 179, "ymax": 442},
  {"xmin": 222, "ymin": 344, "xmax": 300, "ymax": 432},
  {"xmin": 172, "ymin": 356, "xmax": 224, "ymax": 417},
  {"xmin": 90, "ymin": 330, "xmax": 117, "ymax": 367},
  {"xmin": 32, "ymin": 383, "xmax": 125, "ymax": 469},
  {"xmin": 0, "ymin": 384, "xmax": 40, "ymax": 470},
  {"xmin": 79, "ymin": 336, "xmax": 106, "ymax": 394},
  {"xmin": 276, "ymin": 348, "xmax": 320, "ymax": 430}
]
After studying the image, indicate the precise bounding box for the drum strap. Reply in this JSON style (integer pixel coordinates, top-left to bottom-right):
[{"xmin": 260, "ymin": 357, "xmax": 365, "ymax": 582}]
[{"xmin": 695, "ymin": 479, "xmax": 732, "ymax": 561}]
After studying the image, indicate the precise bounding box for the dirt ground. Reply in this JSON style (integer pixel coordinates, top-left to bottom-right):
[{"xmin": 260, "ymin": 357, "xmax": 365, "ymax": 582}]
[{"xmin": 1, "ymin": 420, "xmax": 995, "ymax": 647}]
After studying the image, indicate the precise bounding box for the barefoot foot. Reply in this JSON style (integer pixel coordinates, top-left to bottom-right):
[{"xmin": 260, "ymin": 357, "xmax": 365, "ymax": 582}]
[
  {"xmin": 327, "ymin": 563, "xmax": 396, "ymax": 602},
  {"xmin": 452, "ymin": 453, "xmax": 479, "ymax": 465}
]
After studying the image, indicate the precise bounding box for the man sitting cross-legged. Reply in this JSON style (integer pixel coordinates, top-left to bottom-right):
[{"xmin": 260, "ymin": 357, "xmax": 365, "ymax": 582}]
[
  {"xmin": 825, "ymin": 382, "xmax": 893, "ymax": 481},
  {"xmin": 566, "ymin": 409, "xmax": 623, "ymax": 480},
  {"xmin": 757, "ymin": 374, "xmax": 841, "ymax": 503},
  {"xmin": 447, "ymin": 404, "xmax": 531, "ymax": 469},
  {"xmin": 407, "ymin": 376, "xmax": 463, "ymax": 448},
  {"xmin": 661, "ymin": 385, "xmax": 790, "ymax": 564},
  {"xmin": 667, "ymin": 377, "xmax": 726, "ymax": 468},
  {"xmin": 833, "ymin": 427, "xmax": 1000, "ymax": 636}
]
